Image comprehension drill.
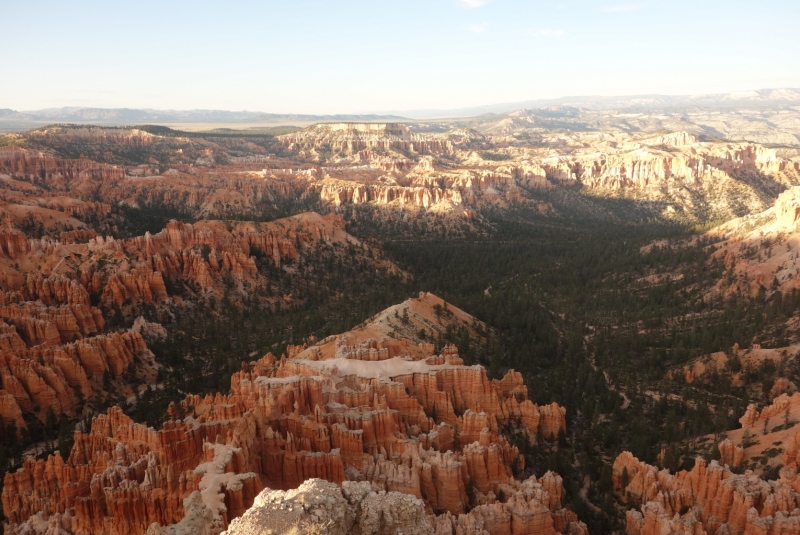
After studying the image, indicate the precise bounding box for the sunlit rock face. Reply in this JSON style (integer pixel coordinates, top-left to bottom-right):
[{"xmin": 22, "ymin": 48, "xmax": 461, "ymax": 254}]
[{"xmin": 708, "ymin": 186, "xmax": 800, "ymax": 297}]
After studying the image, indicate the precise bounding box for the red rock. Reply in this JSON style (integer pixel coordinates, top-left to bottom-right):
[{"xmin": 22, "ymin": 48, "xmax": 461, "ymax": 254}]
[
  {"xmin": 0, "ymin": 302, "xmax": 104, "ymax": 347},
  {"xmin": 718, "ymin": 438, "xmax": 744, "ymax": 469},
  {"xmin": 0, "ymin": 146, "xmax": 126, "ymax": 193},
  {"xmin": 22, "ymin": 274, "xmax": 93, "ymax": 307},
  {"xmin": 431, "ymin": 473, "xmax": 587, "ymax": 535},
  {"xmin": 0, "ymin": 229, "xmax": 31, "ymax": 259},
  {"xmin": 59, "ymin": 228, "xmax": 100, "ymax": 244},
  {"xmin": 0, "ymin": 320, "xmax": 26, "ymax": 351},
  {"xmin": 0, "ymin": 389, "xmax": 25, "ymax": 430},
  {"xmin": 4, "ymin": 301, "xmax": 577, "ymax": 535},
  {"xmin": 613, "ymin": 450, "xmax": 800, "ymax": 535}
]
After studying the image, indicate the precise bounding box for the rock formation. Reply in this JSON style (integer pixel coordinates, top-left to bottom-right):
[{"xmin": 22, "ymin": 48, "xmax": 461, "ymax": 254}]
[
  {"xmin": 613, "ymin": 450, "xmax": 800, "ymax": 535},
  {"xmin": 279, "ymin": 123, "xmax": 455, "ymax": 157},
  {"xmin": 0, "ymin": 330, "xmax": 154, "ymax": 422},
  {"xmin": 2, "ymin": 295, "xmax": 583, "ymax": 535},
  {"xmin": 0, "ymin": 140, "xmax": 309, "ymax": 222},
  {"xmin": 541, "ymin": 136, "xmax": 800, "ymax": 220},
  {"xmin": 3, "ymin": 406, "xmax": 261, "ymax": 535},
  {"xmin": 0, "ymin": 247, "xmax": 161, "ymax": 426},
  {"xmin": 80, "ymin": 212, "xmax": 360, "ymax": 307},
  {"xmin": 220, "ymin": 479, "xmax": 434, "ymax": 535},
  {"xmin": 0, "ymin": 205, "xmax": 387, "ymax": 429},
  {"xmin": 432, "ymin": 471, "xmax": 587, "ymax": 535},
  {"xmin": 708, "ymin": 186, "xmax": 800, "ymax": 296},
  {"xmin": 0, "ymin": 146, "xmax": 126, "ymax": 192},
  {"xmin": 5, "ymin": 124, "xmax": 799, "ymax": 222},
  {"xmin": 274, "ymin": 122, "xmax": 800, "ymax": 219}
]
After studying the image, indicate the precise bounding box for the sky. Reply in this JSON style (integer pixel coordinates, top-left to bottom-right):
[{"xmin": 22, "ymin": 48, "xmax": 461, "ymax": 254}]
[{"xmin": 2, "ymin": 0, "xmax": 799, "ymax": 114}]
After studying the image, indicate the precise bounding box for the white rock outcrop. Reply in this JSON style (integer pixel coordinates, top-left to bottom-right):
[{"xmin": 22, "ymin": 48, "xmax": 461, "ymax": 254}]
[{"xmin": 221, "ymin": 479, "xmax": 433, "ymax": 535}]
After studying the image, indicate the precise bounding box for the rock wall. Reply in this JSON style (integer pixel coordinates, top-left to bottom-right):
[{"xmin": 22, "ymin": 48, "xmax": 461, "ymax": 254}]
[
  {"xmin": 0, "ymin": 268, "xmax": 152, "ymax": 425},
  {"xmin": 0, "ymin": 144, "xmax": 310, "ymax": 221},
  {"xmin": 5, "ymin": 127, "xmax": 800, "ymax": 225},
  {"xmin": 276, "ymin": 125, "xmax": 800, "ymax": 218},
  {"xmin": 542, "ymin": 141, "xmax": 799, "ymax": 190},
  {"xmin": 83, "ymin": 212, "xmax": 352, "ymax": 307},
  {"xmin": 0, "ymin": 146, "xmax": 126, "ymax": 193},
  {"xmin": 432, "ymin": 470, "xmax": 587, "ymax": 535},
  {"xmin": 0, "ymin": 211, "xmax": 376, "ymax": 429},
  {"xmin": 319, "ymin": 182, "xmax": 464, "ymax": 209}
]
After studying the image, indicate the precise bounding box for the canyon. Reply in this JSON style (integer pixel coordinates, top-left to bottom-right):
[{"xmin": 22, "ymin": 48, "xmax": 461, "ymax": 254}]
[{"xmin": 2, "ymin": 108, "xmax": 800, "ymax": 534}]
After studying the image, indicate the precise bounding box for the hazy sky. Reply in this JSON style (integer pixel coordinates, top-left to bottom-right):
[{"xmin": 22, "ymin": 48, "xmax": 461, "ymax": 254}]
[{"xmin": 2, "ymin": 0, "xmax": 798, "ymax": 113}]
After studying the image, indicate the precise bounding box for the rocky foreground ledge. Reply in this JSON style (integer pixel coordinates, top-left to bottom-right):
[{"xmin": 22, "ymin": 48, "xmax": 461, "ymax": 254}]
[
  {"xmin": 220, "ymin": 479, "xmax": 432, "ymax": 535},
  {"xmin": 155, "ymin": 474, "xmax": 586, "ymax": 535}
]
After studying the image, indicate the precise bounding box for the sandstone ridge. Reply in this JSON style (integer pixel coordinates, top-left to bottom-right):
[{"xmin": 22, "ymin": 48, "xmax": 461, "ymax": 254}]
[{"xmin": 2, "ymin": 294, "xmax": 585, "ymax": 535}]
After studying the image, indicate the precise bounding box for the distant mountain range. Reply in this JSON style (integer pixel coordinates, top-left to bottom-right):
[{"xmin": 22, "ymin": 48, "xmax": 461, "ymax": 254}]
[
  {"xmin": 0, "ymin": 108, "xmax": 408, "ymax": 131},
  {"xmin": 397, "ymin": 88, "xmax": 800, "ymax": 118},
  {"xmin": 1, "ymin": 88, "xmax": 799, "ymax": 131}
]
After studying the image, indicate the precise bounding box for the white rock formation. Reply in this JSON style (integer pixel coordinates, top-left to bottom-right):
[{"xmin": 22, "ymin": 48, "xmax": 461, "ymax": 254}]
[{"xmin": 221, "ymin": 479, "xmax": 433, "ymax": 535}]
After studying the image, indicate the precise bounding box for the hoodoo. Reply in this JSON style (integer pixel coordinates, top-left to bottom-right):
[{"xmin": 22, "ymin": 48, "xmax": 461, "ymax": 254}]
[{"xmin": 2, "ymin": 294, "xmax": 584, "ymax": 535}]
